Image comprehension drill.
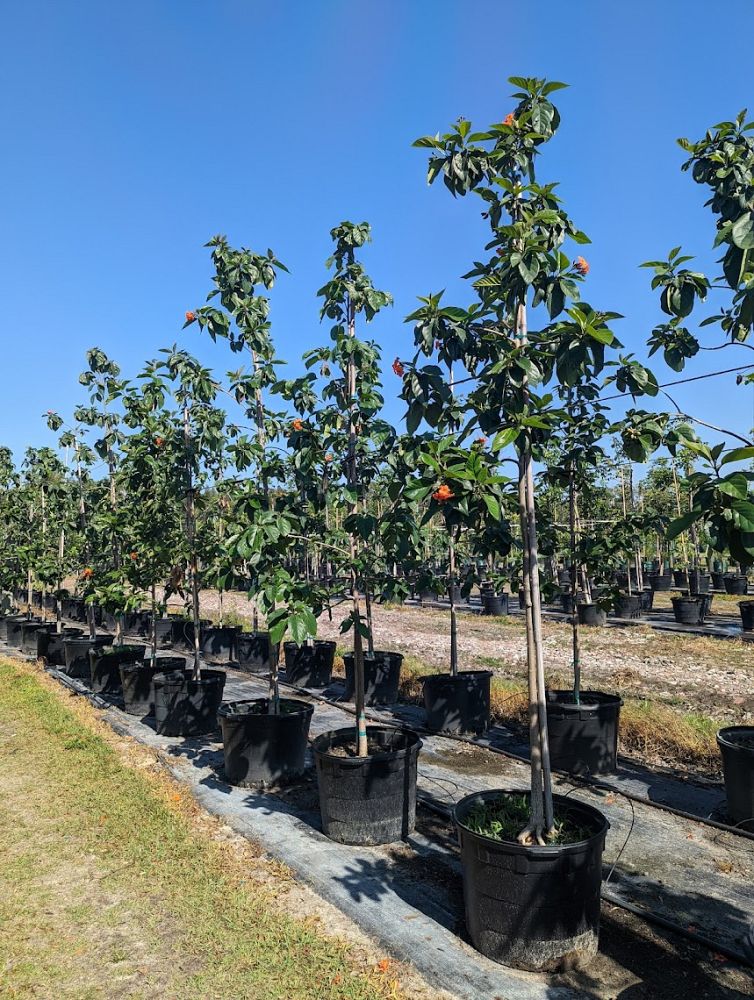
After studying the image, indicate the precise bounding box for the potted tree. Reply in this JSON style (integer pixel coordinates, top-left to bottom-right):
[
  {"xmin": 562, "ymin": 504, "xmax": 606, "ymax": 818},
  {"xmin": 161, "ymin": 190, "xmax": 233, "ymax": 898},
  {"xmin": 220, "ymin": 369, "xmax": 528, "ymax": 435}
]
[
  {"xmin": 190, "ymin": 235, "xmax": 315, "ymax": 783},
  {"xmin": 637, "ymin": 109, "xmax": 754, "ymax": 825},
  {"xmin": 141, "ymin": 348, "xmax": 227, "ymax": 737},
  {"xmin": 411, "ymin": 78, "xmax": 619, "ymax": 969},
  {"xmin": 308, "ymin": 222, "xmax": 422, "ymax": 846}
]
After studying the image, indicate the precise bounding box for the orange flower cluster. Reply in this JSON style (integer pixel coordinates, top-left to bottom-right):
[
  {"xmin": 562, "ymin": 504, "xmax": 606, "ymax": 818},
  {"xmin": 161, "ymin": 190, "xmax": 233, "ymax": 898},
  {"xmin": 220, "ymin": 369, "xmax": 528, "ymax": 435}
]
[
  {"xmin": 574, "ymin": 256, "xmax": 590, "ymax": 276},
  {"xmin": 185, "ymin": 310, "xmax": 197, "ymax": 323},
  {"xmin": 130, "ymin": 551, "xmax": 138, "ymax": 561},
  {"xmin": 392, "ymin": 358, "xmax": 405, "ymax": 377},
  {"xmin": 292, "ymin": 418, "xmax": 303, "ymax": 431},
  {"xmin": 503, "ymin": 112, "xmax": 515, "ymax": 126},
  {"xmin": 432, "ymin": 484, "xmax": 455, "ymax": 503},
  {"xmin": 325, "ymin": 453, "xmax": 333, "ymax": 463},
  {"xmin": 155, "ymin": 436, "xmax": 165, "ymax": 447},
  {"xmin": 476, "ymin": 436, "xmax": 487, "ymax": 446},
  {"xmin": 82, "ymin": 567, "xmax": 93, "ymax": 579}
]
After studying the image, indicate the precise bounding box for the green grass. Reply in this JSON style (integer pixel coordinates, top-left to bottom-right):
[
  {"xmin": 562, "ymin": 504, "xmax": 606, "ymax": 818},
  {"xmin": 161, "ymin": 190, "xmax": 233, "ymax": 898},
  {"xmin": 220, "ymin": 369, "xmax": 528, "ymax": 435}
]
[{"xmin": 0, "ymin": 658, "xmax": 404, "ymax": 1000}]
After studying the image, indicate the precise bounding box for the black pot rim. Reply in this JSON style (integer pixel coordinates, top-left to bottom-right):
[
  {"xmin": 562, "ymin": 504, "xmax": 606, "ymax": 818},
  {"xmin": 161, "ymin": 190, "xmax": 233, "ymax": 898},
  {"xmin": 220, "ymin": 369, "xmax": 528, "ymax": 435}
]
[
  {"xmin": 671, "ymin": 595, "xmax": 705, "ymax": 605},
  {"xmin": 739, "ymin": 600, "xmax": 754, "ymax": 609},
  {"xmin": 218, "ymin": 697, "xmax": 314, "ymax": 719},
  {"xmin": 283, "ymin": 639, "xmax": 335, "ymax": 651},
  {"xmin": 312, "ymin": 724, "xmax": 422, "ymax": 764},
  {"xmin": 153, "ymin": 667, "xmax": 226, "ymax": 689},
  {"xmin": 546, "ymin": 689, "xmax": 624, "ymax": 710},
  {"xmin": 423, "ymin": 669, "xmax": 494, "ymax": 685},
  {"xmin": 717, "ymin": 725, "xmax": 754, "ymax": 756},
  {"xmin": 343, "ymin": 649, "xmax": 404, "ymax": 664},
  {"xmin": 63, "ymin": 634, "xmax": 115, "ymax": 647},
  {"xmin": 453, "ymin": 788, "xmax": 609, "ymax": 856}
]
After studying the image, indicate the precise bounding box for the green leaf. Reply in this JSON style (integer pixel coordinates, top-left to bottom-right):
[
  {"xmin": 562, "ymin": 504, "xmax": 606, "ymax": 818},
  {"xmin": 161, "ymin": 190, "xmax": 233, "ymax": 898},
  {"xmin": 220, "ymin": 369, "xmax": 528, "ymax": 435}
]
[
  {"xmin": 720, "ymin": 446, "xmax": 754, "ymax": 467},
  {"xmin": 666, "ymin": 510, "xmax": 702, "ymax": 539},
  {"xmin": 491, "ymin": 427, "xmax": 518, "ymax": 451},
  {"xmin": 732, "ymin": 214, "xmax": 754, "ymax": 250}
]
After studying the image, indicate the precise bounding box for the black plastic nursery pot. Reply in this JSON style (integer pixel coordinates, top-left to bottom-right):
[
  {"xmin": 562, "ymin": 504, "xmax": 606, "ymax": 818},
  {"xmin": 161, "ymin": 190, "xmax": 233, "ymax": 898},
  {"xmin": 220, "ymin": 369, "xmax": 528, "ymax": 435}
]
[
  {"xmin": 448, "ymin": 584, "xmax": 463, "ymax": 605},
  {"xmin": 342, "ymin": 651, "xmax": 403, "ymax": 706},
  {"xmin": 612, "ymin": 594, "xmax": 641, "ymax": 620},
  {"xmin": 0, "ymin": 614, "xmax": 26, "ymax": 642},
  {"xmin": 671, "ymin": 595, "xmax": 708, "ymax": 625},
  {"xmin": 236, "ymin": 631, "xmax": 272, "ymax": 674},
  {"xmin": 688, "ymin": 572, "xmax": 711, "ymax": 595},
  {"xmin": 423, "ymin": 670, "xmax": 493, "ymax": 735},
  {"xmin": 152, "ymin": 668, "xmax": 226, "ymax": 737},
  {"xmin": 559, "ymin": 592, "xmax": 586, "ymax": 615},
  {"xmin": 546, "ymin": 690, "xmax": 623, "ymax": 776},
  {"xmin": 577, "ymin": 603, "xmax": 607, "ymax": 627},
  {"xmin": 649, "ymin": 573, "xmax": 672, "ymax": 592},
  {"xmin": 724, "ymin": 574, "xmax": 748, "ymax": 596},
  {"xmin": 453, "ymin": 789, "xmax": 609, "ymax": 972},
  {"xmin": 119, "ymin": 656, "xmax": 187, "ymax": 717},
  {"xmin": 283, "ymin": 640, "xmax": 336, "ymax": 687},
  {"xmin": 711, "ymin": 571, "xmax": 726, "ymax": 590},
  {"xmin": 39, "ymin": 626, "xmax": 83, "ymax": 664},
  {"xmin": 419, "ymin": 589, "xmax": 439, "ymax": 603},
  {"xmin": 147, "ymin": 615, "xmax": 181, "ymax": 648},
  {"xmin": 739, "ymin": 600, "xmax": 754, "ymax": 632},
  {"xmin": 638, "ymin": 588, "xmax": 654, "ymax": 612},
  {"xmin": 62, "ymin": 634, "xmax": 115, "ymax": 679},
  {"xmin": 199, "ymin": 625, "xmax": 240, "ymax": 663},
  {"xmin": 6, "ymin": 616, "xmax": 40, "ymax": 647},
  {"xmin": 218, "ymin": 698, "xmax": 314, "ymax": 787},
  {"xmin": 673, "ymin": 570, "xmax": 689, "ymax": 588},
  {"xmin": 313, "ymin": 725, "xmax": 422, "ymax": 845},
  {"xmin": 716, "ymin": 726, "xmax": 754, "ymax": 830},
  {"xmin": 20, "ymin": 621, "xmax": 52, "ymax": 655},
  {"xmin": 481, "ymin": 592, "xmax": 509, "ymax": 616},
  {"xmin": 122, "ymin": 610, "xmax": 151, "ymax": 638},
  {"xmin": 89, "ymin": 644, "xmax": 144, "ymax": 695},
  {"xmin": 174, "ymin": 619, "xmax": 212, "ymax": 652}
]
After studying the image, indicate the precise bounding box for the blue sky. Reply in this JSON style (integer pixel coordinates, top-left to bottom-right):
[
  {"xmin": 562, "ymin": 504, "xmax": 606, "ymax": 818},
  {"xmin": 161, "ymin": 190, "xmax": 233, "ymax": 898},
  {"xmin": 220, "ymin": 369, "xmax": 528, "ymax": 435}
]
[{"xmin": 2, "ymin": 0, "xmax": 754, "ymax": 464}]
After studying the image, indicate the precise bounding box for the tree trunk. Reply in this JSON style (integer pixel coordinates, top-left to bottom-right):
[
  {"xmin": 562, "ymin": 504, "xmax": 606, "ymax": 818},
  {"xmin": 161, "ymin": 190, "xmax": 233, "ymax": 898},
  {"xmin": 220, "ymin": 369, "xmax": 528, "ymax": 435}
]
[
  {"xmin": 184, "ymin": 405, "xmax": 201, "ymax": 679},
  {"xmin": 449, "ymin": 532, "xmax": 458, "ymax": 677},
  {"xmin": 569, "ymin": 465, "xmax": 581, "ymax": 705}
]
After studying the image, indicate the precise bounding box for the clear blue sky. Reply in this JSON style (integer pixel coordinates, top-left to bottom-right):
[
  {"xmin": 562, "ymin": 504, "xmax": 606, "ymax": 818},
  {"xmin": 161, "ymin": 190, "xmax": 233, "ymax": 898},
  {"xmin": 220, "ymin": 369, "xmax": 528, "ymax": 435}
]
[{"xmin": 2, "ymin": 0, "xmax": 754, "ymax": 463}]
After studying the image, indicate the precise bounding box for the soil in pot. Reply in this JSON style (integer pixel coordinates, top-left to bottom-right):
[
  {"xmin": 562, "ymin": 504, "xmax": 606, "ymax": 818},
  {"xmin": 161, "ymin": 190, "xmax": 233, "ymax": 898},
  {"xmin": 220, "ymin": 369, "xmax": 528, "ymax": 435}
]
[
  {"xmin": 612, "ymin": 594, "xmax": 641, "ymax": 620},
  {"xmin": 152, "ymin": 668, "xmax": 226, "ymax": 737},
  {"xmin": 739, "ymin": 600, "xmax": 754, "ymax": 632},
  {"xmin": 199, "ymin": 625, "xmax": 240, "ymax": 663},
  {"xmin": 481, "ymin": 592, "xmax": 508, "ymax": 616},
  {"xmin": 724, "ymin": 574, "xmax": 748, "ymax": 596},
  {"xmin": 236, "ymin": 631, "xmax": 272, "ymax": 674},
  {"xmin": 61, "ymin": 635, "xmax": 116, "ymax": 679},
  {"xmin": 546, "ymin": 690, "xmax": 622, "ymax": 775},
  {"xmin": 313, "ymin": 725, "xmax": 422, "ymax": 845},
  {"xmin": 423, "ymin": 671, "xmax": 492, "ymax": 735},
  {"xmin": 39, "ymin": 626, "xmax": 83, "ymax": 664},
  {"xmin": 716, "ymin": 726, "xmax": 754, "ymax": 830},
  {"xmin": 454, "ymin": 789, "xmax": 608, "ymax": 971},
  {"xmin": 577, "ymin": 603, "xmax": 607, "ymax": 627},
  {"xmin": 283, "ymin": 640, "xmax": 336, "ymax": 687},
  {"xmin": 120, "ymin": 656, "xmax": 187, "ymax": 717},
  {"xmin": 342, "ymin": 651, "xmax": 403, "ymax": 705},
  {"xmin": 218, "ymin": 698, "xmax": 314, "ymax": 787},
  {"xmin": 89, "ymin": 644, "xmax": 145, "ymax": 695}
]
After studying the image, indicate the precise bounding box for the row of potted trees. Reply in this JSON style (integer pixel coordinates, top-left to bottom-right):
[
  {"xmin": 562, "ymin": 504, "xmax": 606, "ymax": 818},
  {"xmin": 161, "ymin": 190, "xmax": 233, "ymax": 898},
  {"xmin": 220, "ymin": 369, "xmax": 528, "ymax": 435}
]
[{"xmin": 1, "ymin": 77, "xmax": 753, "ymax": 972}]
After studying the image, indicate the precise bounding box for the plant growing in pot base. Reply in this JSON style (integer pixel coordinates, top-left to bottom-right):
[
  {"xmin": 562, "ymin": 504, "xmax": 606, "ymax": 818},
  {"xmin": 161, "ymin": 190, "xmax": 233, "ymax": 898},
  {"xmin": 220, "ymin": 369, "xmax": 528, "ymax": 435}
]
[
  {"xmin": 716, "ymin": 726, "xmax": 754, "ymax": 830},
  {"xmin": 414, "ymin": 77, "xmax": 618, "ymax": 966}
]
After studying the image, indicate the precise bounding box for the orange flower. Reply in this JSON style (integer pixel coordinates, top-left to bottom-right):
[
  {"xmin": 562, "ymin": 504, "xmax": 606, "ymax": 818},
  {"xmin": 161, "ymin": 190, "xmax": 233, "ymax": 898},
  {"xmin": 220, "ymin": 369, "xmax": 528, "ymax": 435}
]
[
  {"xmin": 325, "ymin": 453, "xmax": 333, "ymax": 463},
  {"xmin": 130, "ymin": 551, "xmax": 138, "ymax": 561},
  {"xmin": 432, "ymin": 484, "xmax": 455, "ymax": 503},
  {"xmin": 292, "ymin": 418, "xmax": 303, "ymax": 432},
  {"xmin": 476, "ymin": 436, "xmax": 487, "ymax": 446},
  {"xmin": 574, "ymin": 256, "xmax": 590, "ymax": 276},
  {"xmin": 392, "ymin": 358, "xmax": 405, "ymax": 377},
  {"xmin": 82, "ymin": 567, "xmax": 93, "ymax": 580},
  {"xmin": 155, "ymin": 436, "xmax": 165, "ymax": 447},
  {"xmin": 503, "ymin": 112, "xmax": 515, "ymax": 126},
  {"xmin": 185, "ymin": 310, "xmax": 197, "ymax": 323}
]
